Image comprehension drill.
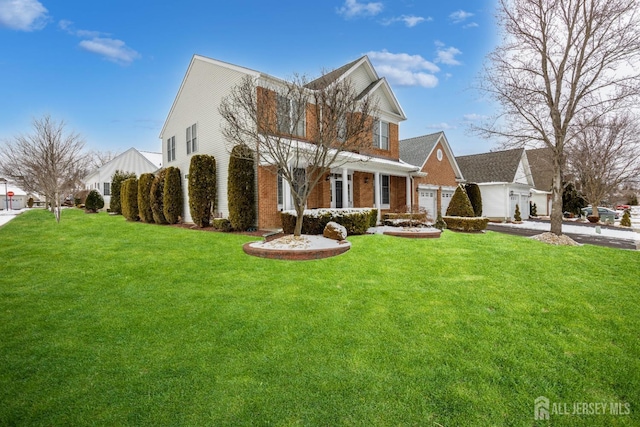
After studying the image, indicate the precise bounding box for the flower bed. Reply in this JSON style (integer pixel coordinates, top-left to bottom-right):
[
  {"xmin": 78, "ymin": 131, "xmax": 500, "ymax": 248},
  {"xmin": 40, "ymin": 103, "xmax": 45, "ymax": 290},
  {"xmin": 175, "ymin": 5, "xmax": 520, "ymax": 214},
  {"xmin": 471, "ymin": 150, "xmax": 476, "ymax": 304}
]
[{"xmin": 281, "ymin": 208, "xmax": 377, "ymax": 236}]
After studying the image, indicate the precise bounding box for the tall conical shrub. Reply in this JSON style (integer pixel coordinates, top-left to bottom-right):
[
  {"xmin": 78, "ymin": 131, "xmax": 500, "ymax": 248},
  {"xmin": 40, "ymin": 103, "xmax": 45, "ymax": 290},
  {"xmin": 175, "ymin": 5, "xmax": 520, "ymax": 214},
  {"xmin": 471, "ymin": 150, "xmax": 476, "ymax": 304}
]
[
  {"xmin": 465, "ymin": 183, "xmax": 482, "ymax": 217},
  {"xmin": 110, "ymin": 170, "xmax": 136, "ymax": 214},
  {"xmin": 188, "ymin": 155, "xmax": 217, "ymax": 227},
  {"xmin": 138, "ymin": 173, "xmax": 155, "ymax": 223},
  {"xmin": 163, "ymin": 166, "xmax": 183, "ymax": 224},
  {"xmin": 121, "ymin": 177, "xmax": 139, "ymax": 221},
  {"xmin": 228, "ymin": 144, "xmax": 256, "ymax": 231},
  {"xmin": 446, "ymin": 185, "xmax": 474, "ymax": 217},
  {"xmin": 151, "ymin": 169, "xmax": 168, "ymax": 224}
]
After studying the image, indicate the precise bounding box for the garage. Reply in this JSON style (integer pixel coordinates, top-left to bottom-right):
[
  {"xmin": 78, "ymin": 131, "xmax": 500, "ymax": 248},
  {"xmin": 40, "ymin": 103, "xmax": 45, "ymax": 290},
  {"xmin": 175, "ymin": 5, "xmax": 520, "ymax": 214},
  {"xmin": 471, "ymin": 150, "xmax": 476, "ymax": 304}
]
[
  {"xmin": 418, "ymin": 189, "xmax": 437, "ymax": 219},
  {"xmin": 441, "ymin": 190, "xmax": 454, "ymax": 216}
]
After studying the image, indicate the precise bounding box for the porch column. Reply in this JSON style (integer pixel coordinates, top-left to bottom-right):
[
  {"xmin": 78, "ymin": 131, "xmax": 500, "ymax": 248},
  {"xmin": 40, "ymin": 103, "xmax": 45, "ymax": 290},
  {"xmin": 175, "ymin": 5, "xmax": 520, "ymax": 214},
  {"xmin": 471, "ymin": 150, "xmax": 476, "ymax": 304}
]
[
  {"xmin": 342, "ymin": 168, "xmax": 349, "ymax": 209},
  {"xmin": 406, "ymin": 176, "xmax": 412, "ymax": 212},
  {"xmin": 374, "ymin": 171, "xmax": 381, "ymax": 223},
  {"xmin": 283, "ymin": 174, "xmax": 291, "ymax": 211}
]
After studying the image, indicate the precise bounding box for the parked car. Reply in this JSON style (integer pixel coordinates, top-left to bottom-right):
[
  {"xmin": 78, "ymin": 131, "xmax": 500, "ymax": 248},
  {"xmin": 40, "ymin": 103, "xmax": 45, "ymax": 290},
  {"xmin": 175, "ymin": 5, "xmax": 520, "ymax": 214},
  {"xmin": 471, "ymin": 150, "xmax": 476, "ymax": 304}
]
[
  {"xmin": 616, "ymin": 204, "xmax": 630, "ymax": 211},
  {"xmin": 581, "ymin": 207, "xmax": 619, "ymax": 219}
]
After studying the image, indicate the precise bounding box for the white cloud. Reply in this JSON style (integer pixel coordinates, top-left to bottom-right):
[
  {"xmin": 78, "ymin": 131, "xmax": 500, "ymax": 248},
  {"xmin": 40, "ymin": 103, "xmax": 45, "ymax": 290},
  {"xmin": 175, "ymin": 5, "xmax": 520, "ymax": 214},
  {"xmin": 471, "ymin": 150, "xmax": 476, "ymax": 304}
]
[
  {"xmin": 59, "ymin": 20, "xmax": 106, "ymax": 38},
  {"xmin": 463, "ymin": 113, "xmax": 488, "ymax": 122},
  {"xmin": 0, "ymin": 0, "xmax": 48, "ymax": 31},
  {"xmin": 449, "ymin": 10, "xmax": 473, "ymax": 24},
  {"xmin": 426, "ymin": 122, "xmax": 456, "ymax": 130},
  {"xmin": 382, "ymin": 15, "xmax": 430, "ymax": 28},
  {"xmin": 367, "ymin": 50, "xmax": 440, "ymax": 88},
  {"xmin": 337, "ymin": 0, "xmax": 383, "ymax": 18},
  {"xmin": 463, "ymin": 22, "xmax": 479, "ymax": 29},
  {"xmin": 435, "ymin": 45, "xmax": 462, "ymax": 66},
  {"xmin": 79, "ymin": 38, "xmax": 140, "ymax": 65}
]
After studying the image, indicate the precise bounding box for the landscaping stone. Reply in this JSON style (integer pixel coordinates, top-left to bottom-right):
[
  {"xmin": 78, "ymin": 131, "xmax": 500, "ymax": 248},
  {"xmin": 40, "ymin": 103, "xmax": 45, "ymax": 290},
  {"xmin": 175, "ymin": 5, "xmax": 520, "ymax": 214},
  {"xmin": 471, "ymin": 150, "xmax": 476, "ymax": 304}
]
[{"xmin": 323, "ymin": 221, "xmax": 347, "ymax": 241}]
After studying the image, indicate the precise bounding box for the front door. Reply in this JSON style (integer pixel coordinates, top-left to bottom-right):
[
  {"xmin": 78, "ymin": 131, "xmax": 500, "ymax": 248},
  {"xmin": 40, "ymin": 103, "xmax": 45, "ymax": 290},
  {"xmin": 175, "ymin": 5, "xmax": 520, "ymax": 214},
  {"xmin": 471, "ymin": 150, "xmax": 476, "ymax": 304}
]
[{"xmin": 331, "ymin": 175, "xmax": 352, "ymax": 208}]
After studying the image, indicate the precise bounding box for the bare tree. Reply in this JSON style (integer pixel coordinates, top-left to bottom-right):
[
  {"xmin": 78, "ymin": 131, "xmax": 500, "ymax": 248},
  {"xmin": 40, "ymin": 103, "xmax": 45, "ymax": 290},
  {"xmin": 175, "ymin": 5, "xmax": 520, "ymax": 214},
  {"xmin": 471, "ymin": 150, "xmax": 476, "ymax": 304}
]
[
  {"xmin": 477, "ymin": 0, "xmax": 640, "ymax": 235},
  {"xmin": 88, "ymin": 149, "xmax": 120, "ymax": 170},
  {"xmin": 0, "ymin": 115, "xmax": 90, "ymax": 222},
  {"xmin": 567, "ymin": 113, "xmax": 640, "ymax": 218},
  {"xmin": 219, "ymin": 74, "xmax": 377, "ymax": 236}
]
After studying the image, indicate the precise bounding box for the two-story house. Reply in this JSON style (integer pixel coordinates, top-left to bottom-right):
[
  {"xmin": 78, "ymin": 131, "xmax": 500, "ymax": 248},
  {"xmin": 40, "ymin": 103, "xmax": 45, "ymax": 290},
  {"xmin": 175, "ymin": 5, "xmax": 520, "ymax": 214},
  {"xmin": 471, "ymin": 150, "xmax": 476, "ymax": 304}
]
[{"xmin": 160, "ymin": 54, "xmax": 422, "ymax": 229}]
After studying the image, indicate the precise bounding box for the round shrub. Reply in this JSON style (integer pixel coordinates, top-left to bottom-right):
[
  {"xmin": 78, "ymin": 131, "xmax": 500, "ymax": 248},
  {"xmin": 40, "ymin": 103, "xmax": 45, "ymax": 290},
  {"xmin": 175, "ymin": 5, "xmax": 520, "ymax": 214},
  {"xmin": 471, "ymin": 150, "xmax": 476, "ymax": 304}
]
[
  {"xmin": 110, "ymin": 170, "xmax": 136, "ymax": 215},
  {"xmin": 138, "ymin": 173, "xmax": 155, "ymax": 223},
  {"xmin": 163, "ymin": 166, "xmax": 183, "ymax": 224},
  {"xmin": 228, "ymin": 144, "xmax": 255, "ymax": 231},
  {"xmin": 121, "ymin": 177, "xmax": 139, "ymax": 221},
  {"xmin": 446, "ymin": 185, "xmax": 474, "ymax": 217},
  {"xmin": 151, "ymin": 169, "xmax": 168, "ymax": 224},
  {"xmin": 188, "ymin": 155, "xmax": 217, "ymax": 227},
  {"xmin": 465, "ymin": 183, "xmax": 482, "ymax": 217},
  {"xmin": 85, "ymin": 189, "xmax": 104, "ymax": 213}
]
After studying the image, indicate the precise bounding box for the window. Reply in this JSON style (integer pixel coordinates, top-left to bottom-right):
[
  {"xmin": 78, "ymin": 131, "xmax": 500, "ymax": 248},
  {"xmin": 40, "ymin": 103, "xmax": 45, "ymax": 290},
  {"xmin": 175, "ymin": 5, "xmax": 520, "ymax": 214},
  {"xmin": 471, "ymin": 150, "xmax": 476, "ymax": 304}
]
[
  {"xmin": 277, "ymin": 95, "xmax": 305, "ymax": 137},
  {"xmin": 167, "ymin": 136, "xmax": 176, "ymax": 162},
  {"xmin": 373, "ymin": 120, "xmax": 389, "ymax": 150},
  {"xmin": 381, "ymin": 174, "xmax": 390, "ymax": 205},
  {"xmin": 337, "ymin": 114, "xmax": 347, "ymax": 142},
  {"xmin": 103, "ymin": 182, "xmax": 111, "ymax": 196},
  {"xmin": 277, "ymin": 171, "xmax": 283, "ymax": 209},
  {"xmin": 186, "ymin": 123, "xmax": 197, "ymax": 154}
]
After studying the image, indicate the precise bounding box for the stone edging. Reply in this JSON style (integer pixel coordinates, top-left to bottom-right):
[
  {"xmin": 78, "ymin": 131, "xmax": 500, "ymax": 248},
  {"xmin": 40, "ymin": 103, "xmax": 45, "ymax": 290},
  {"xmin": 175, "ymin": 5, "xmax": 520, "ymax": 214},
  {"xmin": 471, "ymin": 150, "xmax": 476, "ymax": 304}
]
[
  {"xmin": 242, "ymin": 241, "xmax": 351, "ymax": 260},
  {"xmin": 383, "ymin": 229, "xmax": 442, "ymax": 238}
]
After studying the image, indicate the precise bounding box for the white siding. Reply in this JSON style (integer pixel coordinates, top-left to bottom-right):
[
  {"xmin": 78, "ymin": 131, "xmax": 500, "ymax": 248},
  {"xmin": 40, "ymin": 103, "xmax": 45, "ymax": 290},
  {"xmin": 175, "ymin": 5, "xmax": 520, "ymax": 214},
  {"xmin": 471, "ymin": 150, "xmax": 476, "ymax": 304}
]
[
  {"xmin": 513, "ymin": 160, "xmax": 529, "ymax": 185},
  {"xmin": 160, "ymin": 58, "xmax": 253, "ymax": 223},
  {"xmin": 349, "ymin": 65, "xmax": 375, "ymax": 94}
]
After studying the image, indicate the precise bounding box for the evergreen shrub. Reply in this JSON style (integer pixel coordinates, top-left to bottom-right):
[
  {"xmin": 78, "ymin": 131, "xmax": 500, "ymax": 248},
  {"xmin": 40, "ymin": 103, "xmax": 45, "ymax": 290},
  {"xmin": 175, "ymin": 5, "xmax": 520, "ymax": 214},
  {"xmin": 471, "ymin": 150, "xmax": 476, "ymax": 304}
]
[
  {"xmin": 188, "ymin": 155, "xmax": 217, "ymax": 227},
  {"xmin": 281, "ymin": 209, "xmax": 374, "ymax": 235},
  {"xmin": 151, "ymin": 169, "xmax": 168, "ymax": 224},
  {"xmin": 163, "ymin": 166, "xmax": 183, "ymax": 224},
  {"xmin": 212, "ymin": 218, "xmax": 232, "ymax": 232},
  {"xmin": 446, "ymin": 185, "xmax": 474, "ymax": 217},
  {"xmin": 464, "ymin": 183, "xmax": 483, "ymax": 217},
  {"xmin": 85, "ymin": 189, "xmax": 104, "ymax": 213},
  {"xmin": 121, "ymin": 177, "xmax": 139, "ymax": 221},
  {"xmin": 110, "ymin": 170, "xmax": 136, "ymax": 215},
  {"xmin": 620, "ymin": 210, "xmax": 631, "ymax": 227},
  {"xmin": 138, "ymin": 173, "xmax": 155, "ymax": 223},
  {"xmin": 228, "ymin": 145, "xmax": 255, "ymax": 231}
]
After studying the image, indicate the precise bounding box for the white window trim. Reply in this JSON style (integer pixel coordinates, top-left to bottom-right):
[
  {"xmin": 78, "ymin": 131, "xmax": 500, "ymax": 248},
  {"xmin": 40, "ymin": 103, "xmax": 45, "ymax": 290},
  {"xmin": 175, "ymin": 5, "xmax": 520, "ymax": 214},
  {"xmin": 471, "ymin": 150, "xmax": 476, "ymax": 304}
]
[
  {"xmin": 186, "ymin": 123, "xmax": 197, "ymax": 155},
  {"xmin": 381, "ymin": 174, "xmax": 390, "ymax": 209},
  {"xmin": 373, "ymin": 120, "xmax": 390, "ymax": 150},
  {"xmin": 167, "ymin": 136, "xmax": 176, "ymax": 162},
  {"xmin": 277, "ymin": 95, "xmax": 306, "ymax": 138}
]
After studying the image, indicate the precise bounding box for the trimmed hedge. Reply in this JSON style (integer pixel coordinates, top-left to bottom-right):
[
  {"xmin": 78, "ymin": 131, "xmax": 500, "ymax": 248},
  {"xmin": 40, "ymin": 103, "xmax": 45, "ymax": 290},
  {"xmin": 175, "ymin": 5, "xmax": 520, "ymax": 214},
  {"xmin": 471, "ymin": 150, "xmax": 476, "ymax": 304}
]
[
  {"xmin": 121, "ymin": 177, "xmax": 139, "ymax": 221},
  {"xmin": 110, "ymin": 170, "xmax": 136, "ymax": 215},
  {"xmin": 188, "ymin": 155, "xmax": 217, "ymax": 227},
  {"xmin": 382, "ymin": 212, "xmax": 428, "ymax": 227},
  {"xmin": 443, "ymin": 216, "xmax": 489, "ymax": 232},
  {"xmin": 150, "ymin": 169, "xmax": 168, "ymax": 224},
  {"xmin": 228, "ymin": 144, "xmax": 255, "ymax": 231},
  {"xmin": 138, "ymin": 173, "xmax": 155, "ymax": 223},
  {"xmin": 465, "ymin": 183, "xmax": 482, "ymax": 217},
  {"xmin": 446, "ymin": 185, "xmax": 475, "ymax": 217},
  {"xmin": 85, "ymin": 189, "xmax": 104, "ymax": 213},
  {"xmin": 281, "ymin": 209, "xmax": 376, "ymax": 236},
  {"xmin": 163, "ymin": 166, "xmax": 183, "ymax": 224},
  {"xmin": 212, "ymin": 218, "xmax": 232, "ymax": 232}
]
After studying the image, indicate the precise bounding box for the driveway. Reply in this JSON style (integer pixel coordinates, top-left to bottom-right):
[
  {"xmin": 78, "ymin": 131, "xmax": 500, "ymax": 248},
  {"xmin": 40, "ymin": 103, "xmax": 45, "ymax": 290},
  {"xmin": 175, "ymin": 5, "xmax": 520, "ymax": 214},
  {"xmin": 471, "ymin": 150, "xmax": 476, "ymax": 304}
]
[{"xmin": 487, "ymin": 220, "xmax": 639, "ymax": 250}]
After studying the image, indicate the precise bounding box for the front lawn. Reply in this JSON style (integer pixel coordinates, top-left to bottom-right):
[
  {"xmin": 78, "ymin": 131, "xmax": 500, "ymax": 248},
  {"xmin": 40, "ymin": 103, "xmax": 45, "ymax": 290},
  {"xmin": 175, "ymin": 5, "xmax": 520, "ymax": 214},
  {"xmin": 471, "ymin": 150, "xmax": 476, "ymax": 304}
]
[{"xmin": 1, "ymin": 209, "xmax": 638, "ymax": 426}]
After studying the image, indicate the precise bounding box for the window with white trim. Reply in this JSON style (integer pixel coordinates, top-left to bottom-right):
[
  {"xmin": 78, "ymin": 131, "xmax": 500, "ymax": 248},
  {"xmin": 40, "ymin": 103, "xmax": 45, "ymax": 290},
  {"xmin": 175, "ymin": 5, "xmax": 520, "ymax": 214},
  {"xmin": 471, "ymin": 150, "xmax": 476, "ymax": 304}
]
[
  {"xmin": 186, "ymin": 123, "xmax": 197, "ymax": 154},
  {"xmin": 167, "ymin": 136, "xmax": 176, "ymax": 162},
  {"xmin": 277, "ymin": 95, "xmax": 305, "ymax": 137},
  {"xmin": 103, "ymin": 182, "xmax": 111, "ymax": 196},
  {"xmin": 381, "ymin": 174, "xmax": 390, "ymax": 206},
  {"xmin": 373, "ymin": 120, "xmax": 389, "ymax": 150},
  {"xmin": 277, "ymin": 170, "xmax": 283, "ymax": 209}
]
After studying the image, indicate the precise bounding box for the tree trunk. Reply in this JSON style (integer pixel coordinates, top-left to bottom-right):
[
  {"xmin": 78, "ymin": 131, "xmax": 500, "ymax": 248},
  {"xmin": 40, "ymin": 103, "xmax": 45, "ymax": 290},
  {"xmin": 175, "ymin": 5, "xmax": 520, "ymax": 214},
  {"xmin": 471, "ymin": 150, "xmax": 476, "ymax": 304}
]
[
  {"xmin": 591, "ymin": 203, "xmax": 600, "ymax": 219},
  {"xmin": 293, "ymin": 204, "xmax": 304, "ymax": 237},
  {"xmin": 550, "ymin": 161, "xmax": 563, "ymax": 236}
]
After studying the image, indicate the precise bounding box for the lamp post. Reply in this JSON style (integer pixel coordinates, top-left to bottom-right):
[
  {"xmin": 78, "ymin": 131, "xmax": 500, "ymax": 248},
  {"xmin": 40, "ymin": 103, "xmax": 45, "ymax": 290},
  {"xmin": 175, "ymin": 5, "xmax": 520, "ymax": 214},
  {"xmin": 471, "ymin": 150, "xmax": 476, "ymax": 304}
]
[{"xmin": 0, "ymin": 178, "xmax": 7, "ymax": 211}]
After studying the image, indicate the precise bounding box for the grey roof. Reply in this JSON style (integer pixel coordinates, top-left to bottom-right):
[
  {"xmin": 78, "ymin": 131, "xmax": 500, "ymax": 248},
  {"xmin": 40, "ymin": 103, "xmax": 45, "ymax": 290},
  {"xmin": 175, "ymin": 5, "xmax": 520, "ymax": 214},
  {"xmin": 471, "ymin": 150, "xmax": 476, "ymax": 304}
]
[
  {"xmin": 526, "ymin": 147, "xmax": 554, "ymax": 191},
  {"xmin": 456, "ymin": 148, "xmax": 524, "ymax": 183},
  {"xmin": 305, "ymin": 56, "xmax": 364, "ymax": 90},
  {"xmin": 399, "ymin": 132, "xmax": 443, "ymax": 167}
]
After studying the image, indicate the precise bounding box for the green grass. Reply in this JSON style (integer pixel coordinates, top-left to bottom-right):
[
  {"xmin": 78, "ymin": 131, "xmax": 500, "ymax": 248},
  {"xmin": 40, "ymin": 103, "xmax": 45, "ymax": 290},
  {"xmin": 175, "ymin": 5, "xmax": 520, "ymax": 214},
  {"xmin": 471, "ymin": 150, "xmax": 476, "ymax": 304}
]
[{"xmin": 1, "ymin": 209, "xmax": 638, "ymax": 426}]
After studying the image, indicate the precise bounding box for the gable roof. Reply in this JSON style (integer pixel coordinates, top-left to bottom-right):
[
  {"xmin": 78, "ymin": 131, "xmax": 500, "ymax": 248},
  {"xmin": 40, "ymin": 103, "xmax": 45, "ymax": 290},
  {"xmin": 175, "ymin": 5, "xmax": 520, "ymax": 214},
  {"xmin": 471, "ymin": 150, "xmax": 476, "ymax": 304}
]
[
  {"xmin": 399, "ymin": 132, "xmax": 464, "ymax": 179},
  {"xmin": 84, "ymin": 147, "xmax": 162, "ymax": 181},
  {"xmin": 305, "ymin": 56, "xmax": 365, "ymax": 90},
  {"xmin": 526, "ymin": 147, "xmax": 554, "ymax": 191},
  {"xmin": 456, "ymin": 148, "xmax": 525, "ymax": 183}
]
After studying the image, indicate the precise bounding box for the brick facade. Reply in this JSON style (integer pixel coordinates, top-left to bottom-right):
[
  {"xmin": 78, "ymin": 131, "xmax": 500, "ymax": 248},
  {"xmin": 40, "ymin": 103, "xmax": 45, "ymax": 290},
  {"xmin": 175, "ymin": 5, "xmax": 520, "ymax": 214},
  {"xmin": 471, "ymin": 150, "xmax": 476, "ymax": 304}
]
[{"xmin": 411, "ymin": 140, "xmax": 460, "ymax": 214}]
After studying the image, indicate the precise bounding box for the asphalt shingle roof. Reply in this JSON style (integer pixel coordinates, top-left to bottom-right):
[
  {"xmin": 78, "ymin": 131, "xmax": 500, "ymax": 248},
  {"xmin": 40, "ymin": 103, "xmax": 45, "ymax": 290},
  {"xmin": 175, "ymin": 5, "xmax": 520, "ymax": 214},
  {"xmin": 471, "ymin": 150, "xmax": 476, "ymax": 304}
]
[
  {"xmin": 398, "ymin": 132, "xmax": 443, "ymax": 167},
  {"xmin": 305, "ymin": 57, "xmax": 365, "ymax": 90},
  {"xmin": 526, "ymin": 147, "xmax": 554, "ymax": 191},
  {"xmin": 456, "ymin": 148, "xmax": 524, "ymax": 183}
]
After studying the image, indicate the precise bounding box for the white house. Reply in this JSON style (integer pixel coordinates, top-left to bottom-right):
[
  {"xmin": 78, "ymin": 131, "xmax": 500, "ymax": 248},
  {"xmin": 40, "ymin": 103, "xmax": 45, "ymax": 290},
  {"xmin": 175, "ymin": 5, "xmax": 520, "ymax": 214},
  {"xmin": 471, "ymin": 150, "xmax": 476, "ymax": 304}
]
[
  {"xmin": 525, "ymin": 148, "xmax": 553, "ymax": 216},
  {"xmin": 456, "ymin": 148, "xmax": 535, "ymax": 221},
  {"xmin": 83, "ymin": 148, "xmax": 162, "ymax": 209},
  {"xmin": 0, "ymin": 181, "xmax": 36, "ymax": 210}
]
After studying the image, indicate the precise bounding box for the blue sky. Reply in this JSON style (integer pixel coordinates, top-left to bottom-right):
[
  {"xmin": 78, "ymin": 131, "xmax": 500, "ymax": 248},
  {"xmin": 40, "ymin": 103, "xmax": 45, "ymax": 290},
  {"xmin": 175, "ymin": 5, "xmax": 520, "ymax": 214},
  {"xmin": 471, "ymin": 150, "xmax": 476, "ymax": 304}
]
[{"xmin": 1, "ymin": 0, "xmax": 499, "ymax": 157}]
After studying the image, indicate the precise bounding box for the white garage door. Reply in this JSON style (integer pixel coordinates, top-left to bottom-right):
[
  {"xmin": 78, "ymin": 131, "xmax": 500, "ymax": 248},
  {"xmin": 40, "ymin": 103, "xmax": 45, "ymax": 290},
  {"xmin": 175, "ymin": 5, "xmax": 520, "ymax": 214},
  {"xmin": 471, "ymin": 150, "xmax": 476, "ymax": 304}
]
[
  {"xmin": 418, "ymin": 189, "xmax": 436, "ymax": 219},
  {"xmin": 441, "ymin": 191, "xmax": 454, "ymax": 216}
]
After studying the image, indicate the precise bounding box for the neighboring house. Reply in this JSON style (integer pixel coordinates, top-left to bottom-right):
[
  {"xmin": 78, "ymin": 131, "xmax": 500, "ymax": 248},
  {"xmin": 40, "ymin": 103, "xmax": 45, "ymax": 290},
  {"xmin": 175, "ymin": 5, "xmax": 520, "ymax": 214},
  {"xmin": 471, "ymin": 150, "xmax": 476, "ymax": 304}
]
[
  {"xmin": 399, "ymin": 132, "xmax": 465, "ymax": 219},
  {"xmin": 159, "ymin": 54, "xmax": 423, "ymax": 228},
  {"xmin": 526, "ymin": 148, "xmax": 554, "ymax": 216},
  {"xmin": 456, "ymin": 148, "xmax": 535, "ymax": 221},
  {"xmin": 0, "ymin": 182, "xmax": 37, "ymax": 210},
  {"xmin": 83, "ymin": 148, "xmax": 162, "ymax": 209}
]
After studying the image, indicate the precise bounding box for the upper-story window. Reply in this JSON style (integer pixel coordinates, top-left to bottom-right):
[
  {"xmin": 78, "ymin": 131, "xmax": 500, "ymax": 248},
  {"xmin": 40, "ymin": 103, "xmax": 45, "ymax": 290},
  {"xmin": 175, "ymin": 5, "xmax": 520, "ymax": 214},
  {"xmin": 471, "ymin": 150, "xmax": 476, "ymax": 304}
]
[
  {"xmin": 373, "ymin": 120, "xmax": 389, "ymax": 150},
  {"xmin": 167, "ymin": 136, "xmax": 176, "ymax": 162},
  {"xmin": 277, "ymin": 95, "xmax": 305, "ymax": 137},
  {"xmin": 186, "ymin": 123, "xmax": 197, "ymax": 154}
]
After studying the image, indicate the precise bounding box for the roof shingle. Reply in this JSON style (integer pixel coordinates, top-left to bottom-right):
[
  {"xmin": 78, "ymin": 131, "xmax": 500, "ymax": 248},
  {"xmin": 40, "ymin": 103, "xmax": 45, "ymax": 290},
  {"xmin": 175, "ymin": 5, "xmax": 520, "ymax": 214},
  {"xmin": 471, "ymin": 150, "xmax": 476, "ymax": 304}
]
[{"xmin": 456, "ymin": 148, "xmax": 524, "ymax": 183}]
